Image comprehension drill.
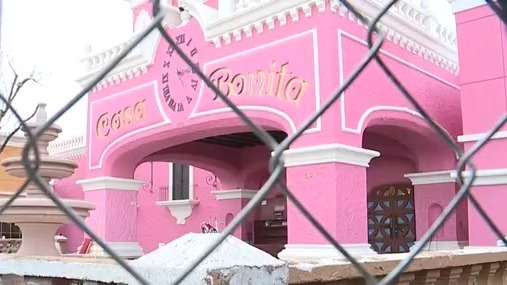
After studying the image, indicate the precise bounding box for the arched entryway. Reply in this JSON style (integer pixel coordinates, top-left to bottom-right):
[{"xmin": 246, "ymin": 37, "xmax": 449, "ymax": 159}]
[
  {"xmin": 361, "ymin": 112, "xmax": 459, "ymax": 254},
  {"xmin": 367, "ymin": 184, "xmax": 416, "ymax": 253},
  {"xmin": 132, "ymin": 130, "xmax": 288, "ymax": 255}
]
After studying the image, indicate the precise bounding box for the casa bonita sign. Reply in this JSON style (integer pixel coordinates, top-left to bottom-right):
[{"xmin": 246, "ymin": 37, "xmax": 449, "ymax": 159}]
[{"xmin": 208, "ymin": 60, "xmax": 309, "ymax": 105}]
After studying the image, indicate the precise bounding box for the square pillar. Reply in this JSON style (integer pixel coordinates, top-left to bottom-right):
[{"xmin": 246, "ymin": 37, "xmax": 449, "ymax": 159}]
[
  {"xmin": 453, "ymin": 1, "xmax": 507, "ymax": 248},
  {"xmin": 76, "ymin": 176, "xmax": 144, "ymax": 258},
  {"xmin": 276, "ymin": 143, "xmax": 379, "ymax": 261},
  {"xmin": 451, "ymin": 170, "xmax": 507, "ymax": 247},
  {"xmin": 405, "ymin": 171, "xmax": 468, "ymax": 251}
]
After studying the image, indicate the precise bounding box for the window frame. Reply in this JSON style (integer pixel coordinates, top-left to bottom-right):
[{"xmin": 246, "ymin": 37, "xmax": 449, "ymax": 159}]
[{"xmin": 168, "ymin": 162, "xmax": 194, "ymax": 201}]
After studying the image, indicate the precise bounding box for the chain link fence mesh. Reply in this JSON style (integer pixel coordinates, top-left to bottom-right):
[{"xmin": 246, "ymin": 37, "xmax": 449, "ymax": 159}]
[{"xmin": 0, "ymin": 0, "xmax": 506, "ymax": 284}]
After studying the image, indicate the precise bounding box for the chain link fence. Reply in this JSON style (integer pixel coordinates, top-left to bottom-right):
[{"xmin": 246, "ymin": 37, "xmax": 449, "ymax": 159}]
[{"xmin": 1, "ymin": 0, "xmax": 506, "ymax": 284}]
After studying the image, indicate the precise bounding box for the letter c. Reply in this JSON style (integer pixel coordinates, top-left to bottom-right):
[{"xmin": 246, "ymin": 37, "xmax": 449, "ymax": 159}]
[{"xmin": 96, "ymin": 113, "xmax": 111, "ymax": 138}]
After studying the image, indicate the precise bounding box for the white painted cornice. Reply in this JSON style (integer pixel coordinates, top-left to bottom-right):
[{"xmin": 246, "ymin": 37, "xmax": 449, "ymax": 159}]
[
  {"xmin": 457, "ymin": 130, "xmax": 507, "ymax": 143},
  {"xmin": 450, "ymin": 169, "xmax": 507, "ymax": 186},
  {"xmin": 181, "ymin": 0, "xmax": 458, "ymax": 72},
  {"xmin": 76, "ymin": 176, "xmax": 144, "ymax": 191},
  {"xmin": 211, "ymin": 189, "xmax": 258, "ymax": 200},
  {"xmin": 404, "ymin": 170, "xmax": 455, "ymax": 185},
  {"xmin": 76, "ymin": 30, "xmax": 159, "ymax": 92},
  {"xmin": 335, "ymin": 0, "xmax": 458, "ymax": 73},
  {"xmin": 76, "ymin": 4, "xmax": 185, "ymax": 92},
  {"xmin": 276, "ymin": 143, "xmax": 380, "ymax": 167},
  {"xmin": 78, "ymin": 0, "xmax": 458, "ymax": 90}
]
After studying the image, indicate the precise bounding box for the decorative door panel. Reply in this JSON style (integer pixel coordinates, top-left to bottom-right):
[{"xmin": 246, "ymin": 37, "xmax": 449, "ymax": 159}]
[{"xmin": 367, "ymin": 185, "xmax": 416, "ymax": 254}]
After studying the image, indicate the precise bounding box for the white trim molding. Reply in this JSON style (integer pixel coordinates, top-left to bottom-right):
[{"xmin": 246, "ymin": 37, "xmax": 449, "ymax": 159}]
[
  {"xmin": 410, "ymin": 240, "xmax": 468, "ymax": 252},
  {"xmin": 457, "ymin": 130, "xmax": 507, "ymax": 143},
  {"xmin": 277, "ymin": 143, "xmax": 380, "ymax": 168},
  {"xmin": 404, "ymin": 170, "xmax": 455, "ymax": 185},
  {"xmin": 278, "ymin": 243, "xmax": 377, "ymax": 262},
  {"xmin": 450, "ymin": 0, "xmax": 486, "ymax": 13},
  {"xmin": 156, "ymin": 200, "xmax": 199, "ymax": 225},
  {"xmin": 211, "ymin": 189, "xmax": 258, "ymax": 200},
  {"xmin": 88, "ymin": 241, "xmax": 144, "ymax": 259},
  {"xmin": 450, "ymin": 169, "xmax": 507, "ymax": 186},
  {"xmin": 76, "ymin": 176, "xmax": 144, "ymax": 192}
]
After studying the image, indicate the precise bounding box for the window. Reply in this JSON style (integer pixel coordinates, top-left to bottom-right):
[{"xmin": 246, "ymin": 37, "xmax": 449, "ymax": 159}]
[
  {"xmin": 169, "ymin": 163, "xmax": 193, "ymax": 201},
  {"xmin": 0, "ymin": 223, "xmax": 21, "ymax": 239}
]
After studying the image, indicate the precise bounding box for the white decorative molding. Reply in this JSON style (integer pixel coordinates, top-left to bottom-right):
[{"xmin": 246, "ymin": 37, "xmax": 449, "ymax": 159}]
[
  {"xmin": 156, "ymin": 199, "xmax": 199, "ymax": 224},
  {"xmin": 450, "ymin": 0, "xmax": 486, "ymax": 13},
  {"xmin": 75, "ymin": 16, "xmax": 160, "ymax": 92},
  {"xmin": 411, "ymin": 240, "xmax": 468, "ymax": 252},
  {"xmin": 332, "ymin": 0, "xmax": 458, "ymax": 74},
  {"xmin": 278, "ymin": 243, "xmax": 377, "ymax": 261},
  {"xmin": 450, "ymin": 169, "xmax": 507, "ymax": 186},
  {"xmin": 404, "ymin": 170, "xmax": 455, "ymax": 185},
  {"xmin": 88, "ymin": 241, "xmax": 144, "ymax": 259},
  {"xmin": 76, "ymin": 3, "xmax": 186, "ymax": 92},
  {"xmin": 211, "ymin": 189, "xmax": 258, "ymax": 200},
  {"xmin": 277, "ymin": 143, "xmax": 379, "ymax": 168},
  {"xmin": 179, "ymin": 0, "xmax": 457, "ymax": 72},
  {"xmin": 80, "ymin": 0, "xmax": 458, "ymax": 91},
  {"xmin": 76, "ymin": 176, "xmax": 144, "ymax": 192},
  {"xmin": 457, "ymin": 130, "xmax": 507, "ymax": 143},
  {"xmin": 48, "ymin": 135, "xmax": 86, "ymax": 160},
  {"xmin": 134, "ymin": 9, "xmax": 152, "ymax": 33},
  {"xmin": 0, "ymin": 133, "xmax": 27, "ymax": 148}
]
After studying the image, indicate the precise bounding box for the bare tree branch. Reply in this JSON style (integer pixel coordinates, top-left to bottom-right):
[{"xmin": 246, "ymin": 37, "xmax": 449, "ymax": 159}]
[
  {"xmin": 0, "ymin": 105, "xmax": 39, "ymax": 154},
  {"xmin": 0, "ymin": 62, "xmax": 41, "ymax": 154}
]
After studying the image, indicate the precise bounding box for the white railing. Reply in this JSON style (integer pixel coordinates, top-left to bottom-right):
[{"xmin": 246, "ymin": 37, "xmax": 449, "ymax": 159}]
[
  {"xmin": 0, "ymin": 239, "xmax": 21, "ymax": 254},
  {"xmin": 48, "ymin": 135, "xmax": 86, "ymax": 159}
]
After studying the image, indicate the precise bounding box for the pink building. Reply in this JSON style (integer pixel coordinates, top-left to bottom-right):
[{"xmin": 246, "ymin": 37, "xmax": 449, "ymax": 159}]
[{"xmin": 46, "ymin": 0, "xmax": 506, "ymax": 261}]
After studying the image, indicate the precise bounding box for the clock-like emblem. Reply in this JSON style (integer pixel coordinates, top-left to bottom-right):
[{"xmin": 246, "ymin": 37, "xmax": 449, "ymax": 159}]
[{"xmin": 160, "ymin": 33, "xmax": 201, "ymax": 114}]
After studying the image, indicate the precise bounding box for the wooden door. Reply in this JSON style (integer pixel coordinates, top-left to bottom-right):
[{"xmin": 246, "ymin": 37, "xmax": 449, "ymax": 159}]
[{"xmin": 367, "ymin": 184, "xmax": 416, "ymax": 254}]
